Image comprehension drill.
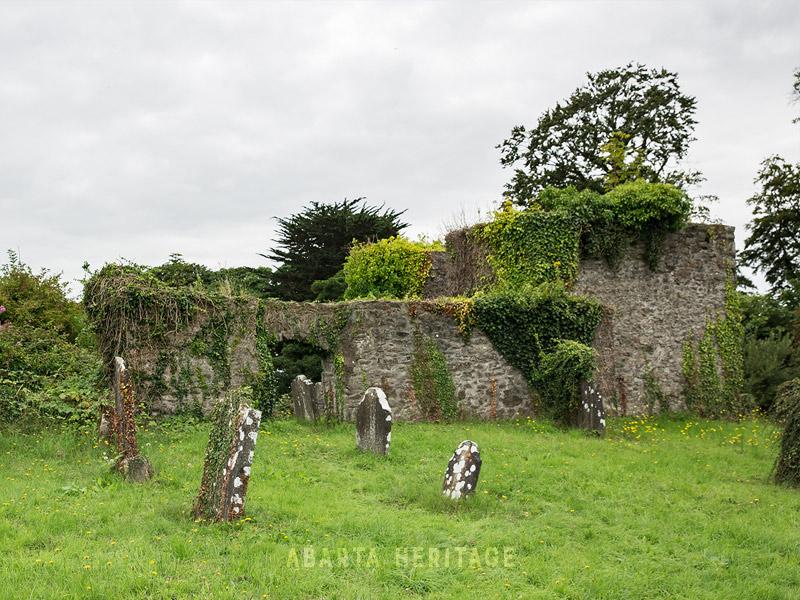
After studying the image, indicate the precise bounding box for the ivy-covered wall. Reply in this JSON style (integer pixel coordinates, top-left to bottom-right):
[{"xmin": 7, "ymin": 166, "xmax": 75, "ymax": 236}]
[
  {"xmin": 432, "ymin": 223, "xmax": 737, "ymax": 414},
  {"xmin": 86, "ymin": 269, "xmax": 534, "ymax": 419},
  {"xmin": 88, "ymin": 220, "xmax": 736, "ymax": 420}
]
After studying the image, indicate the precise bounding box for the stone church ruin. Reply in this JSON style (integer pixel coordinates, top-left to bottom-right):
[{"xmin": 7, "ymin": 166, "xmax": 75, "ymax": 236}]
[{"xmin": 86, "ymin": 222, "xmax": 736, "ymax": 421}]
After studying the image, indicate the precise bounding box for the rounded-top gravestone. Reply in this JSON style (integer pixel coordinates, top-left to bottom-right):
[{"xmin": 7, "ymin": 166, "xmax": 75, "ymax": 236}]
[
  {"xmin": 442, "ymin": 440, "xmax": 481, "ymax": 499},
  {"xmin": 355, "ymin": 387, "xmax": 392, "ymax": 455}
]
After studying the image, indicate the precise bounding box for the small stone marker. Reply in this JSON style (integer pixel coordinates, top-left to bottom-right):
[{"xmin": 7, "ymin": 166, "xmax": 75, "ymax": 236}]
[
  {"xmin": 111, "ymin": 356, "xmax": 153, "ymax": 483},
  {"xmin": 291, "ymin": 374, "xmax": 318, "ymax": 422},
  {"xmin": 576, "ymin": 380, "xmax": 606, "ymax": 435},
  {"xmin": 193, "ymin": 387, "xmax": 262, "ymax": 522},
  {"xmin": 442, "ymin": 440, "xmax": 481, "ymax": 499},
  {"xmin": 355, "ymin": 387, "xmax": 392, "ymax": 454}
]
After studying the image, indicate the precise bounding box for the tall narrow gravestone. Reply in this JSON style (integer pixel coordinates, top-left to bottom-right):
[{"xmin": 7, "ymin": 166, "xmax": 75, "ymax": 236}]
[
  {"xmin": 355, "ymin": 387, "xmax": 392, "ymax": 455},
  {"xmin": 193, "ymin": 387, "xmax": 262, "ymax": 522},
  {"xmin": 111, "ymin": 356, "xmax": 153, "ymax": 482},
  {"xmin": 576, "ymin": 381, "xmax": 606, "ymax": 435},
  {"xmin": 442, "ymin": 440, "xmax": 481, "ymax": 499},
  {"xmin": 291, "ymin": 375, "xmax": 319, "ymax": 422}
]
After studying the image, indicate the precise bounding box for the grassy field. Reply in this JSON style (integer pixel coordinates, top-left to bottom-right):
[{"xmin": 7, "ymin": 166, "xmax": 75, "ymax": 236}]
[{"xmin": 0, "ymin": 414, "xmax": 798, "ymax": 599}]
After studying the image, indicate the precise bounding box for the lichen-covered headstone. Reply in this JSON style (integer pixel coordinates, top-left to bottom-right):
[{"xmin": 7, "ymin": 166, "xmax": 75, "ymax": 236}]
[
  {"xmin": 442, "ymin": 440, "xmax": 481, "ymax": 499},
  {"xmin": 111, "ymin": 356, "xmax": 153, "ymax": 482},
  {"xmin": 193, "ymin": 387, "xmax": 262, "ymax": 522},
  {"xmin": 576, "ymin": 380, "xmax": 606, "ymax": 435},
  {"xmin": 355, "ymin": 387, "xmax": 392, "ymax": 454},
  {"xmin": 291, "ymin": 375, "xmax": 318, "ymax": 422}
]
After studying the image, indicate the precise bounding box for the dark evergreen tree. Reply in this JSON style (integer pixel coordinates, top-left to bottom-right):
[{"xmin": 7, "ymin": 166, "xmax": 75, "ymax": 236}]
[{"xmin": 264, "ymin": 198, "xmax": 407, "ymax": 301}]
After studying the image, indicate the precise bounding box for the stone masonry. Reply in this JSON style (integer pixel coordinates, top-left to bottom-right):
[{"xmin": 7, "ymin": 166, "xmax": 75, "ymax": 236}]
[{"xmin": 101, "ymin": 223, "xmax": 735, "ymax": 419}]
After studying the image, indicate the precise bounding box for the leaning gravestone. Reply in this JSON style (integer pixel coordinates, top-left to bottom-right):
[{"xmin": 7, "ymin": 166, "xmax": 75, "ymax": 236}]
[
  {"xmin": 111, "ymin": 356, "xmax": 153, "ymax": 483},
  {"xmin": 576, "ymin": 380, "xmax": 606, "ymax": 435},
  {"xmin": 193, "ymin": 387, "xmax": 262, "ymax": 522},
  {"xmin": 355, "ymin": 387, "xmax": 392, "ymax": 455},
  {"xmin": 291, "ymin": 375, "xmax": 318, "ymax": 422},
  {"xmin": 442, "ymin": 440, "xmax": 481, "ymax": 499}
]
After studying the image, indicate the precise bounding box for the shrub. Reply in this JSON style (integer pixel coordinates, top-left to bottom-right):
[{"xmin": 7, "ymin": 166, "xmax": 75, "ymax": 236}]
[
  {"xmin": 743, "ymin": 331, "xmax": 799, "ymax": 412},
  {"xmin": 534, "ymin": 339, "xmax": 597, "ymax": 425},
  {"xmin": 0, "ymin": 251, "xmax": 84, "ymax": 340},
  {"xmin": 343, "ymin": 237, "xmax": 440, "ymax": 299},
  {"xmin": 774, "ymin": 377, "xmax": 800, "ymax": 487},
  {"xmin": 0, "ymin": 253, "xmax": 104, "ymax": 426}
]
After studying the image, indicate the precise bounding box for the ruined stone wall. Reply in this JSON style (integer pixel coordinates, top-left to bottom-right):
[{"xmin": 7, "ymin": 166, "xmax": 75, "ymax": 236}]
[
  {"xmin": 431, "ymin": 223, "xmax": 736, "ymax": 414},
  {"xmin": 124, "ymin": 298, "xmax": 534, "ymax": 421},
  {"xmin": 572, "ymin": 224, "xmax": 735, "ymax": 413},
  {"xmin": 110, "ymin": 223, "xmax": 734, "ymax": 420}
]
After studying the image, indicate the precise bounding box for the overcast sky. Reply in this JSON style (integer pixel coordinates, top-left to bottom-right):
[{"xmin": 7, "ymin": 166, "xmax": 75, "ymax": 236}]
[{"xmin": 2, "ymin": 0, "xmax": 798, "ymax": 295}]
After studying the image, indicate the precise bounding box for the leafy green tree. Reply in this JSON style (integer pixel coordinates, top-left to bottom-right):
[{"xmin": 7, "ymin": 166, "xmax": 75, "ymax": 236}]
[
  {"xmin": 740, "ymin": 158, "xmax": 800, "ymax": 292},
  {"xmin": 264, "ymin": 198, "xmax": 407, "ymax": 301},
  {"xmin": 498, "ymin": 63, "xmax": 700, "ymax": 204}
]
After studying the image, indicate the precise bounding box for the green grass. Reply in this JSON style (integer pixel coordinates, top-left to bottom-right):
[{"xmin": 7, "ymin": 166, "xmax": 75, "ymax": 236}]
[{"xmin": 0, "ymin": 415, "xmax": 798, "ymax": 599}]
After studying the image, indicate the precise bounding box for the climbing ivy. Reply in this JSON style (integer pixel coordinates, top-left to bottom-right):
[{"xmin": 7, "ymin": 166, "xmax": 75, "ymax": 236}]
[
  {"xmin": 478, "ymin": 181, "xmax": 693, "ymax": 288},
  {"xmin": 193, "ymin": 386, "xmax": 253, "ymax": 520},
  {"xmin": 343, "ymin": 236, "xmax": 442, "ymax": 299},
  {"xmin": 84, "ymin": 264, "xmax": 280, "ymax": 417},
  {"xmin": 681, "ymin": 280, "xmax": 746, "ymax": 417},
  {"xmin": 471, "ymin": 283, "xmax": 603, "ymax": 386},
  {"xmin": 410, "ymin": 332, "xmax": 458, "ymax": 420},
  {"xmin": 251, "ymin": 303, "xmax": 279, "ymax": 417},
  {"xmin": 533, "ymin": 339, "xmax": 596, "ymax": 425}
]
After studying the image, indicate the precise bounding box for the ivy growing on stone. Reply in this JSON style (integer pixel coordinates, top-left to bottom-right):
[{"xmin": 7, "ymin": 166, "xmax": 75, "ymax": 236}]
[
  {"xmin": 533, "ymin": 339, "xmax": 597, "ymax": 425},
  {"xmin": 410, "ymin": 332, "xmax": 458, "ymax": 420},
  {"xmin": 681, "ymin": 280, "xmax": 746, "ymax": 417},
  {"xmin": 478, "ymin": 181, "xmax": 693, "ymax": 287}
]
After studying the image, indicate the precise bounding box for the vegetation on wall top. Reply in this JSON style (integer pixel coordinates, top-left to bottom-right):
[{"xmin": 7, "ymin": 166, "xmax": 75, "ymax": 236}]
[
  {"xmin": 479, "ymin": 181, "xmax": 693, "ymax": 289},
  {"xmin": 343, "ymin": 236, "xmax": 441, "ymax": 300}
]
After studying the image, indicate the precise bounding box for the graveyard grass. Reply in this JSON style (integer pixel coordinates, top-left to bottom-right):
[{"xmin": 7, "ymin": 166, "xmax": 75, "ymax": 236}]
[{"xmin": 1, "ymin": 415, "xmax": 798, "ymax": 599}]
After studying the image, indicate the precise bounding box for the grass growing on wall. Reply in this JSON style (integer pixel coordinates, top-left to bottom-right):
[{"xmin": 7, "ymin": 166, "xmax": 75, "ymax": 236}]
[{"xmin": 0, "ymin": 415, "xmax": 793, "ymax": 599}]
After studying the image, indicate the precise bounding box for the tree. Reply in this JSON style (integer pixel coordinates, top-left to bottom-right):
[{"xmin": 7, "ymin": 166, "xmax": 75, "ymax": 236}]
[
  {"xmin": 740, "ymin": 157, "xmax": 800, "ymax": 293},
  {"xmin": 741, "ymin": 70, "xmax": 800, "ymax": 293},
  {"xmin": 264, "ymin": 198, "xmax": 407, "ymax": 301},
  {"xmin": 498, "ymin": 63, "xmax": 700, "ymax": 204}
]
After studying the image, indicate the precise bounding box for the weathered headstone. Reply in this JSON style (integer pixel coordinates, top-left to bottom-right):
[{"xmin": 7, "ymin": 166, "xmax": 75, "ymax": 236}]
[
  {"xmin": 442, "ymin": 440, "xmax": 481, "ymax": 499},
  {"xmin": 98, "ymin": 406, "xmax": 113, "ymax": 443},
  {"xmin": 193, "ymin": 387, "xmax": 262, "ymax": 522},
  {"xmin": 111, "ymin": 356, "xmax": 153, "ymax": 482},
  {"xmin": 355, "ymin": 387, "xmax": 392, "ymax": 454},
  {"xmin": 291, "ymin": 374, "xmax": 318, "ymax": 422},
  {"xmin": 576, "ymin": 380, "xmax": 606, "ymax": 435}
]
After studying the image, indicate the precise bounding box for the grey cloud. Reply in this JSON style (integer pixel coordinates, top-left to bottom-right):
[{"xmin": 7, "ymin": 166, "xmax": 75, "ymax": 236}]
[{"xmin": 1, "ymin": 0, "xmax": 798, "ymax": 294}]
